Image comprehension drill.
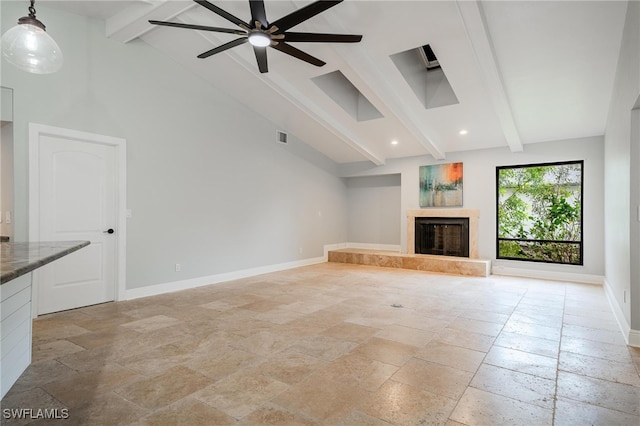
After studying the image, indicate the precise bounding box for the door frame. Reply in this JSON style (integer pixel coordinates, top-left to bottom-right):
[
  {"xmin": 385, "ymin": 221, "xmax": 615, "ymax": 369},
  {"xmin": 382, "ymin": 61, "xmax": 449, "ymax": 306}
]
[{"xmin": 28, "ymin": 123, "xmax": 127, "ymax": 316}]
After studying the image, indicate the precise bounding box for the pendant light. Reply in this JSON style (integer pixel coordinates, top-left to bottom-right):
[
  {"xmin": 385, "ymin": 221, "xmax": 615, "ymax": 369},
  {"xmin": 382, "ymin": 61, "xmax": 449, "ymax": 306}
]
[{"xmin": 1, "ymin": 0, "xmax": 63, "ymax": 74}]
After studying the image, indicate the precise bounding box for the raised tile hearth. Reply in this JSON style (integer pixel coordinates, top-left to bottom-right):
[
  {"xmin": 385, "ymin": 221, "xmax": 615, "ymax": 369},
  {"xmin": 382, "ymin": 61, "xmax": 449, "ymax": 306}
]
[{"xmin": 328, "ymin": 248, "xmax": 491, "ymax": 277}]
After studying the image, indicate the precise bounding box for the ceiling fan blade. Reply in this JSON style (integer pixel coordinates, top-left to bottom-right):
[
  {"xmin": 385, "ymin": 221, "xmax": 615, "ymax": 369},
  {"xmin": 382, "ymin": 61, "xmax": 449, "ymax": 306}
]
[
  {"xmin": 253, "ymin": 46, "xmax": 268, "ymax": 73},
  {"xmin": 271, "ymin": 0, "xmax": 342, "ymax": 32},
  {"xmin": 283, "ymin": 32, "xmax": 362, "ymax": 43},
  {"xmin": 197, "ymin": 37, "xmax": 247, "ymax": 58},
  {"xmin": 272, "ymin": 42, "xmax": 325, "ymax": 67},
  {"xmin": 194, "ymin": 0, "xmax": 248, "ymax": 28},
  {"xmin": 149, "ymin": 20, "xmax": 244, "ymax": 35},
  {"xmin": 249, "ymin": 0, "xmax": 268, "ymax": 28}
]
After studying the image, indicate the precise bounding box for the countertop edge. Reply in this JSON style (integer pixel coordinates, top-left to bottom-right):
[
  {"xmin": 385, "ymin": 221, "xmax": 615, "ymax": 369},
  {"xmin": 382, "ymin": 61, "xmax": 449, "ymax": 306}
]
[{"xmin": 1, "ymin": 241, "xmax": 91, "ymax": 284}]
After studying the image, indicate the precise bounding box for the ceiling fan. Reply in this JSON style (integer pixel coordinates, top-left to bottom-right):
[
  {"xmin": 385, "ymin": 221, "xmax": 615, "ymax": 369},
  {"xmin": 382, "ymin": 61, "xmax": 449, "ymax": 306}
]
[{"xmin": 149, "ymin": 0, "xmax": 362, "ymax": 73}]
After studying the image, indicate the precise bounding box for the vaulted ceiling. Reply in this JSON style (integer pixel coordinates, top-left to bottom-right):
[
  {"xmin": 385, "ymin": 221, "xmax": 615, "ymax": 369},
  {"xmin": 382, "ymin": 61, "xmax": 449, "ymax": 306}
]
[{"xmin": 41, "ymin": 0, "xmax": 628, "ymax": 165}]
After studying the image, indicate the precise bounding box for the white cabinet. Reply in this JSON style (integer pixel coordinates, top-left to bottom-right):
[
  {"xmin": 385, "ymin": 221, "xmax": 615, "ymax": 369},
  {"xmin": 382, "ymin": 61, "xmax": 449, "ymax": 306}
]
[
  {"xmin": 0, "ymin": 241, "xmax": 89, "ymax": 399},
  {"xmin": 1, "ymin": 273, "xmax": 32, "ymax": 399}
]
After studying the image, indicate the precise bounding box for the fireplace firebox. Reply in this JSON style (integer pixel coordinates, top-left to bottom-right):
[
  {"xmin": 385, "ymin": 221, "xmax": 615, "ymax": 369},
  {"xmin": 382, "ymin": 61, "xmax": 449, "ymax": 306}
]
[{"xmin": 414, "ymin": 217, "xmax": 469, "ymax": 257}]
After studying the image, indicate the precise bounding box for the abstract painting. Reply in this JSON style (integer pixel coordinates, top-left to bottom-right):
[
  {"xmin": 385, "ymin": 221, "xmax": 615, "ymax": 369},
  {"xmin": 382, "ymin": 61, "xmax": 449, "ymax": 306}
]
[{"xmin": 419, "ymin": 162, "xmax": 463, "ymax": 207}]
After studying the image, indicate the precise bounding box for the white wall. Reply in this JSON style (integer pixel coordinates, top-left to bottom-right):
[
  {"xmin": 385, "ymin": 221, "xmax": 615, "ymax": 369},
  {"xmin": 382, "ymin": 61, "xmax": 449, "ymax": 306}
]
[
  {"xmin": 1, "ymin": 85, "xmax": 15, "ymax": 240},
  {"xmin": 0, "ymin": 122, "xmax": 13, "ymax": 240},
  {"xmin": 604, "ymin": 0, "xmax": 639, "ymax": 335},
  {"xmin": 1, "ymin": 4, "xmax": 348, "ymax": 290},
  {"xmin": 346, "ymin": 174, "xmax": 401, "ymax": 245},
  {"xmin": 340, "ymin": 136, "xmax": 605, "ymax": 277}
]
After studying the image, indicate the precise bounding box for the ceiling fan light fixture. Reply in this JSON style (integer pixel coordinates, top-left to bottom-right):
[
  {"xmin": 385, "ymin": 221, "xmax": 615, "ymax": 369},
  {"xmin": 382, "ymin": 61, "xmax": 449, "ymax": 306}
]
[
  {"xmin": 149, "ymin": 0, "xmax": 362, "ymax": 73},
  {"xmin": 248, "ymin": 32, "xmax": 271, "ymax": 47},
  {"xmin": 1, "ymin": 0, "xmax": 63, "ymax": 74}
]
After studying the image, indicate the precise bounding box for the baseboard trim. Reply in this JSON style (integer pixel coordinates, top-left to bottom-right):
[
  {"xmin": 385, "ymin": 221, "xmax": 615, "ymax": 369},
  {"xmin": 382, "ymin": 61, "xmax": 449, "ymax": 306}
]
[
  {"xmin": 629, "ymin": 329, "xmax": 640, "ymax": 348},
  {"xmin": 124, "ymin": 256, "xmax": 325, "ymax": 301},
  {"xmin": 603, "ymin": 278, "xmax": 634, "ymax": 346},
  {"xmin": 323, "ymin": 243, "xmax": 348, "ymax": 261},
  {"xmin": 492, "ymin": 265, "xmax": 604, "ymax": 285}
]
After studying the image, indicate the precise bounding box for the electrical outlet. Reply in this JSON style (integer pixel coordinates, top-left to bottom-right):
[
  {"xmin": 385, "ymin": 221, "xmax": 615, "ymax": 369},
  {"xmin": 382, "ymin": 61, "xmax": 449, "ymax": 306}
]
[
  {"xmin": 5, "ymin": 211, "xmax": 11, "ymax": 224},
  {"xmin": 298, "ymin": 247, "xmax": 303, "ymax": 254},
  {"xmin": 175, "ymin": 263, "xmax": 181, "ymax": 272}
]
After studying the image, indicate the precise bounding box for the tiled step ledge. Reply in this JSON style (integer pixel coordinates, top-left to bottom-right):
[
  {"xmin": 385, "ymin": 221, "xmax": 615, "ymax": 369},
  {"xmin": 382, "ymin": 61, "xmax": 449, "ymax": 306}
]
[{"xmin": 328, "ymin": 248, "xmax": 491, "ymax": 277}]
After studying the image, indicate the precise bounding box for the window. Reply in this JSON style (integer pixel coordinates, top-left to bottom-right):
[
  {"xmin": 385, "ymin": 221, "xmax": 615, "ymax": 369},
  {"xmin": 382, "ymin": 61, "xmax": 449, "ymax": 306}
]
[{"xmin": 496, "ymin": 161, "xmax": 583, "ymax": 265}]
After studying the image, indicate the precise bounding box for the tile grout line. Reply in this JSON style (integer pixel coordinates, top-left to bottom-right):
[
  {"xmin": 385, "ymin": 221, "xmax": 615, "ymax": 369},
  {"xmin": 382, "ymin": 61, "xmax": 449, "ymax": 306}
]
[
  {"xmin": 445, "ymin": 282, "xmax": 529, "ymax": 425},
  {"xmin": 551, "ymin": 283, "xmax": 568, "ymax": 426},
  {"xmin": 554, "ymin": 288, "xmax": 640, "ymax": 421}
]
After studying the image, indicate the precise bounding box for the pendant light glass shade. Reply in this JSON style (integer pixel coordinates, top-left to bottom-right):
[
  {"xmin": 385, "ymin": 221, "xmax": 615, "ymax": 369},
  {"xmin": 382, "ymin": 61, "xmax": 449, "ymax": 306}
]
[{"xmin": 1, "ymin": 3, "xmax": 63, "ymax": 74}]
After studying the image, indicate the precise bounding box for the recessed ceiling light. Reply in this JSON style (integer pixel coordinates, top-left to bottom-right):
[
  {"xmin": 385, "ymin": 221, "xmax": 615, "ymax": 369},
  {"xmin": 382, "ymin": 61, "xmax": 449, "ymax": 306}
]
[
  {"xmin": 459, "ymin": 129, "xmax": 468, "ymax": 135},
  {"xmin": 391, "ymin": 140, "xmax": 399, "ymax": 145}
]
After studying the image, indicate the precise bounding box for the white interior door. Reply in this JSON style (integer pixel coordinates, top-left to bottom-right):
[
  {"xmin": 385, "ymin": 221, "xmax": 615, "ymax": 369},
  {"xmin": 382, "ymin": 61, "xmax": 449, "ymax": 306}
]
[{"xmin": 35, "ymin": 133, "xmax": 118, "ymax": 314}]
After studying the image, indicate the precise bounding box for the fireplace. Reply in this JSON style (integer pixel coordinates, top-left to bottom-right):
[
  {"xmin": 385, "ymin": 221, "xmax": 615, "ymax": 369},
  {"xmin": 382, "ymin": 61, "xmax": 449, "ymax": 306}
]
[
  {"xmin": 407, "ymin": 209, "xmax": 480, "ymax": 258},
  {"xmin": 415, "ymin": 217, "xmax": 469, "ymax": 257}
]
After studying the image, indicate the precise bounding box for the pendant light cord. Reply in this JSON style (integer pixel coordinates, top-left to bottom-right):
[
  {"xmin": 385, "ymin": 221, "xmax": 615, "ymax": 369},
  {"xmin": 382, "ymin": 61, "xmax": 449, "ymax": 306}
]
[{"xmin": 28, "ymin": 0, "xmax": 36, "ymax": 19}]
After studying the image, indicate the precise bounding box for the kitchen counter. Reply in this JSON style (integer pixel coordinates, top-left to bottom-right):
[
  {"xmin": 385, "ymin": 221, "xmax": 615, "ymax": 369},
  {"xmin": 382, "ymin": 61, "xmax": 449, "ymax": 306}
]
[
  {"xmin": 1, "ymin": 240, "xmax": 90, "ymax": 399},
  {"xmin": 1, "ymin": 241, "xmax": 90, "ymax": 284}
]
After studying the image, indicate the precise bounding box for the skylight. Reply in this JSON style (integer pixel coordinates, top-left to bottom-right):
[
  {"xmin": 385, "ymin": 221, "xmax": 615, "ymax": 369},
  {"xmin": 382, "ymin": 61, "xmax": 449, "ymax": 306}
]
[
  {"xmin": 312, "ymin": 71, "xmax": 383, "ymax": 122},
  {"xmin": 390, "ymin": 44, "xmax": 459, "ymax": 110}
]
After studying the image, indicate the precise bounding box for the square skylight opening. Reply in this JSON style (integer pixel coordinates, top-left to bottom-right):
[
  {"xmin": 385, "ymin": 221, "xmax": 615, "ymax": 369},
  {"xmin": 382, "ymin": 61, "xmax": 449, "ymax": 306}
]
[
  {"xmin": 390, "ymin": 44, "xmax": 459, "ymax": 110},
  {"xmin": 312, "ymin": 71, "xmax": 383, "ymax": 122}
]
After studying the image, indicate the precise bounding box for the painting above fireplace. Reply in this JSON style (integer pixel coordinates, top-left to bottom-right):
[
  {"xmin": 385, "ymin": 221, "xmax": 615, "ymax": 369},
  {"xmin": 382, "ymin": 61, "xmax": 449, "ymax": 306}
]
[{"xmin": 419, "ymin": 162, "xmax": 463, "ymax": 207}]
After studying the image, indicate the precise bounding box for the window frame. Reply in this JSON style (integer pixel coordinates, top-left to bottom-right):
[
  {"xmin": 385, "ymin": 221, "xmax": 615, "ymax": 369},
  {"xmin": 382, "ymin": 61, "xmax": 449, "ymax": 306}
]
[{"xmin": 495, "ymin": 160, "xmax": 584, "ymax": 265}]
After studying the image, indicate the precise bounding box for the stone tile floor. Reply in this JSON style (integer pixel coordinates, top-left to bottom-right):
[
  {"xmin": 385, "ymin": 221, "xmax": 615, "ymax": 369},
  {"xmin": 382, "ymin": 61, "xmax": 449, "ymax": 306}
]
[{"xmin": 2, "ymin": 263, "xmax": 639, "ymax": 425}]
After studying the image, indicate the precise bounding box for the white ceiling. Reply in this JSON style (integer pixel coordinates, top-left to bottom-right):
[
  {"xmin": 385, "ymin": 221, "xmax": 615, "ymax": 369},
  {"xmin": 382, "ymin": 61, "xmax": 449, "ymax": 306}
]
[{"xmin": 39, "ymin": 0, "xmax": 628, "ymax": 164}]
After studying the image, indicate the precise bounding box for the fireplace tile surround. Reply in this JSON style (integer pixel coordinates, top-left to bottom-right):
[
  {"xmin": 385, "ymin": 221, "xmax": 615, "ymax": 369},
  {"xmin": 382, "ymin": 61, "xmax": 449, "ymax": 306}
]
[{"xmin": 407, "ymin": 209, "xmax": 480, "ymax": 258}]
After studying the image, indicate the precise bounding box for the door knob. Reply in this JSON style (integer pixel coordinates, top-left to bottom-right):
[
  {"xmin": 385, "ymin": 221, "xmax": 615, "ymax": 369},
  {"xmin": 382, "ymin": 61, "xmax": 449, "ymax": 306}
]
[{"xmin": 104, "ymin": 228, "xmax": 115, "ymax": 234}]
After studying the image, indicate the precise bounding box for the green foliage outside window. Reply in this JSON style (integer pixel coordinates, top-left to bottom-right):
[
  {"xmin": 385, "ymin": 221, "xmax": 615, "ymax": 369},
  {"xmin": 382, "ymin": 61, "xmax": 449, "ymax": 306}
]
[{"xmin": 496, "ymin": 161, "xmax": 583, "ymax": 265}]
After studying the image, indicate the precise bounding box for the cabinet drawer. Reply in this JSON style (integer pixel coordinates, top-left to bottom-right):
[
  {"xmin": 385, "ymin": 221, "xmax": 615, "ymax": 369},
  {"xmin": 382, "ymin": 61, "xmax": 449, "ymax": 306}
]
[{"xmin": 1, "ymin": 273, "xmax": 32, "ymax": 302}]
